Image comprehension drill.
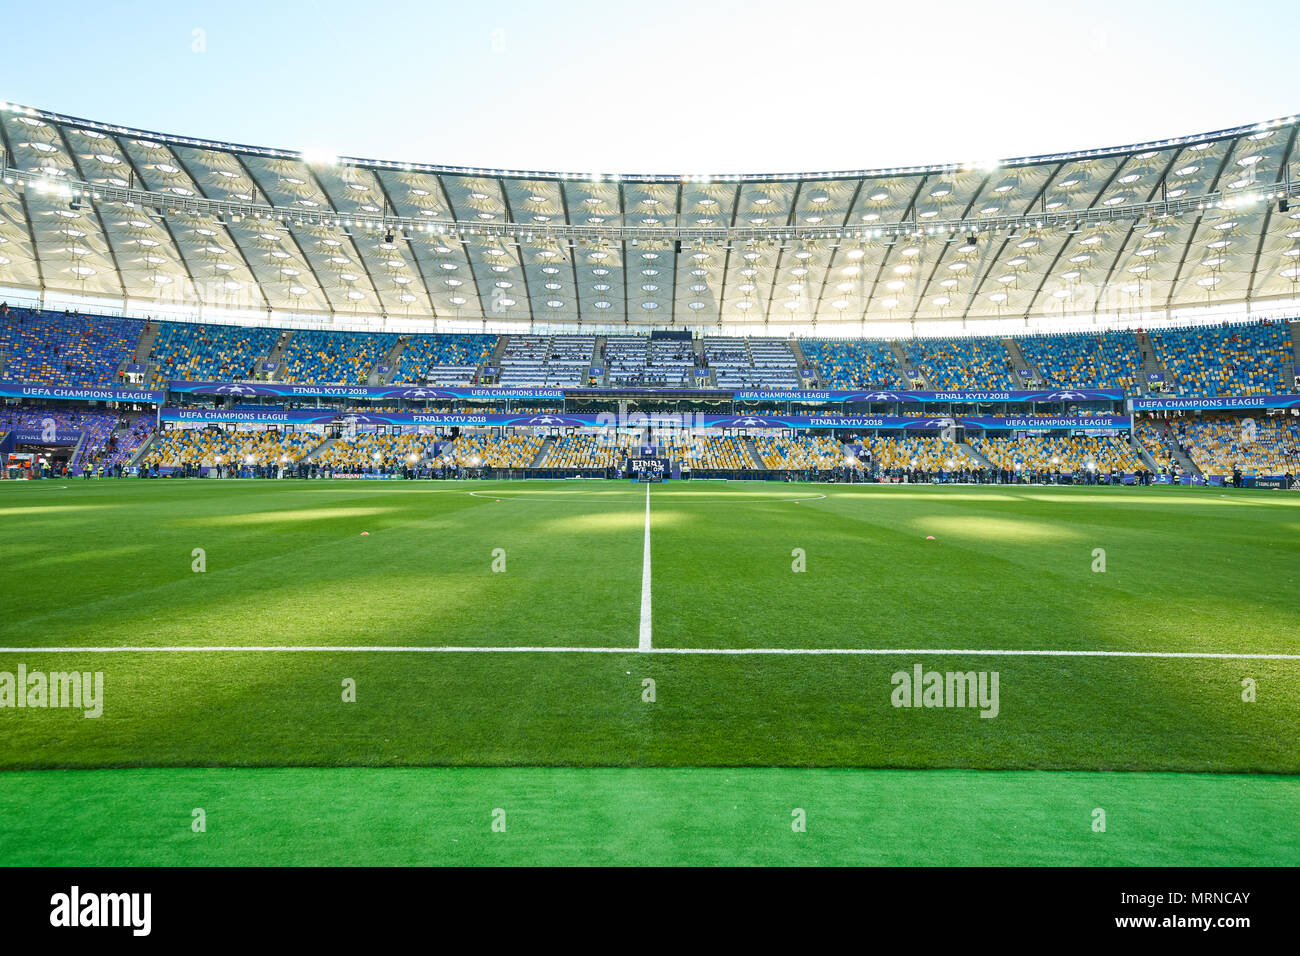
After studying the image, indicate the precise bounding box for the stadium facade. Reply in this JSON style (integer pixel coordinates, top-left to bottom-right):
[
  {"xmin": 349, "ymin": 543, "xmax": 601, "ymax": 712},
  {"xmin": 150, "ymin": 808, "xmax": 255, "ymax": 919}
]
[{"xmin": 1, "ymin": 100, "xmax": 1299, "ymax": 337}]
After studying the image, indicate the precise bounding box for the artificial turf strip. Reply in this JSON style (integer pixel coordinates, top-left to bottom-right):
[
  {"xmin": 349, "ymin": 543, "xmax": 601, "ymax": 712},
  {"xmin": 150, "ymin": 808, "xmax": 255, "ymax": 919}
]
[
  {"xmin": 1, "ymin": 480, "xmax": 1298, "ymax": 773},
  {"xmin": 1, "ymin": 767, "xmax": 1296, "ymax": 866}
]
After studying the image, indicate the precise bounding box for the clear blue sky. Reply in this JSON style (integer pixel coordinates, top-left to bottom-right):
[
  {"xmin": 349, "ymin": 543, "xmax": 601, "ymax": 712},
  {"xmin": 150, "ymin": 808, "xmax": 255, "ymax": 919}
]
[{"xmin": 1, "ymin": 0, "xmax": 1295, "ymax": 174}]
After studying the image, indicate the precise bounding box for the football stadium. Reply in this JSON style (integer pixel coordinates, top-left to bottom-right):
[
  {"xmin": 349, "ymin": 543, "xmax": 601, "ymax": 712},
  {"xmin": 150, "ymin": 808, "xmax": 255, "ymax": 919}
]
[{"xmin": 1, "ymin": 7, "xmax": 1298, "ymax": 885}]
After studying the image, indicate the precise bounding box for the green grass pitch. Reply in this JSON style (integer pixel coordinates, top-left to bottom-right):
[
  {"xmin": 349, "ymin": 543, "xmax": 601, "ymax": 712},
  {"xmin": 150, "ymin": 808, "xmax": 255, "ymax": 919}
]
[{"xmin": 1, "ymin": 479, "xmax": 1297, "ymax": 865}]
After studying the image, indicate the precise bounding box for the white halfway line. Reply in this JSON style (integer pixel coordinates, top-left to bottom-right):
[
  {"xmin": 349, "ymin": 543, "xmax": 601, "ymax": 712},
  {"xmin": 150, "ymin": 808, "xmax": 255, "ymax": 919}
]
[
  {"xmin": 0, "ymin": 647, "xmax": 1296, "ymax": 660},
  {"xmin": 639, "ymin": 482, "xmax": 652, "ymax": 651}
]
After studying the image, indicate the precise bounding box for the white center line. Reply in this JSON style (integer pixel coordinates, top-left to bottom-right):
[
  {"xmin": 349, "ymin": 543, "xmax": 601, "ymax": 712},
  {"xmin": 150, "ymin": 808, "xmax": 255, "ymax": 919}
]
[{"xmin": 638, "ymin": 482, "xmax": 652, "ymax": 651}]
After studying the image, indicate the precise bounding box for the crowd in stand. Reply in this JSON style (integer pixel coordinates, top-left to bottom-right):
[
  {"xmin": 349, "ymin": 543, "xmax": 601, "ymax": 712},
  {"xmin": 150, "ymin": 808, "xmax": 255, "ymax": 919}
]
[{"xmin": 4, "ymin": 306, "xmax": 1297, "ymax": 399}]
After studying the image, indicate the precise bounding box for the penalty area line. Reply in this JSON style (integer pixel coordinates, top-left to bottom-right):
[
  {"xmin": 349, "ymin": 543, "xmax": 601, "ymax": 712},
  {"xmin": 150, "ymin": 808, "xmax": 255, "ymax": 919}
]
[{"xmin": 0, "ymin": 647, "xmax": 1296, "ymax": 660}]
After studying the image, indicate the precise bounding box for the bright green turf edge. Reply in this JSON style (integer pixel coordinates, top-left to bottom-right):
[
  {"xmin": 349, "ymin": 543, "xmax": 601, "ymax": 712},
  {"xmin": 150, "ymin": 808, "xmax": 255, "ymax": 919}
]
[{"xmin": 1, "ymin": 767, "xmax": 1296, "ymax": 866}]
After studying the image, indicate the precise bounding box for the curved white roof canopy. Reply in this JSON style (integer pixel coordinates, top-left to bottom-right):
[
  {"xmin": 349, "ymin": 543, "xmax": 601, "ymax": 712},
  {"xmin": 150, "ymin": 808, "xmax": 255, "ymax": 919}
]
[{"xmin": 0, "ymin": 100, "xmax": 1298, "ymax": 331}]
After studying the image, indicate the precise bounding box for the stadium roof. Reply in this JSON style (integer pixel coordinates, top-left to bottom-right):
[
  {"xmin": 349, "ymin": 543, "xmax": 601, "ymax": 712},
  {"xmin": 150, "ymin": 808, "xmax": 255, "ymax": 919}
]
[{"xmin": 1, "ymin": 99, "xmax": 1299, "ymax": 332}]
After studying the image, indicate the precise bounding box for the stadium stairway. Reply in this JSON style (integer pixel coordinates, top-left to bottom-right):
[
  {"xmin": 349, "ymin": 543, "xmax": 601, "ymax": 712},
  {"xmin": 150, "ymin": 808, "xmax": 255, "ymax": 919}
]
[
  {"xmin": 67, "ymin": 432, "xmax": 90, "ymax": 475},
  {"xmin": 126, "ymin": 319, "xmax": 162, "ymax": 385},
  {"xmin": 132, "ymin": 319, "xmax": 161, "ymax": 365},
  {"xmin": 788, "ymin": 339, "xmax": 818, "ymax": 386},
  {"xmin": 302, "ymin": 436, "xmax": 337, "ymax": 461},
  {"xmin": 593, "ymin": 335, "xmax": 609, "ymax": 386},
  {"xmin": 484, "ymin": 336, "xmax": 509, "ymax": 379},
  {"xmin": 1130, "ymin": 434, "xmax": 1160, "ymax": 473},
  {"xmin": 530, "ymin": 438, "xmax": 553, "ymax": 468},
  {"xmin": 743, "ymin": 438, "xmax": 765, "ymax": 470},
  {"xmin": 1002, "ymin": 338, "xmax": 1041, "ymax": 385},
  {"xmin": 1144, "ymin": 424, "xmax": 1201, "ymax": 478},
  {"xmin": 127, "ymin": 429, "xmax": 159, "ymax": 468},
  {"xmin": 1169, "ymin": 439, "xmax": 1202, "ymax": 479},
  {"xmin": 890, "ymin": 340, "xmax": 927, "ymax": 387},
  {"xmin": 958, "ymin": 441, "xmax": 992, "ymax": 468},
  {"xmin": 1134, "ymin": 332, "xmax": 1170, "ymax": 394},
  {"xmin": 371, "ymin": 337, "xmax": 406, "ymax": 384},
  {"xmin": 262, "ymin": 330, "xmax": 293, "ymax": 375},
  {"xmin": 1290, "ymin": 320, "xmax": 1300, "ymax": 380}
]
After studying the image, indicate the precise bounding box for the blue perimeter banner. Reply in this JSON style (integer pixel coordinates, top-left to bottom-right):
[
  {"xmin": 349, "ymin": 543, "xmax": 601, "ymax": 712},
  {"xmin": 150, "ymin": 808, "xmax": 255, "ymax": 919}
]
[
  {"xmin": 733, "ymin": 388, "xmax": 1124, "ymax": 403},
  {"xmin": 0, "ymin": 382, "xmax": 164, "ymax": 404},
  {"xmin": 164, "ymin": 380, "xmax": 1122, "ymax": 404},
  {"xmin": 159, "ymin": 407, "xmax": 1132, "ymax": 431},
  {"xmin": 9, "ymin": 429, "xmax": 82, "ymax": 445},
  {"xmin": 1132, "ymin": 393, "xmax": 1300, "ymax": 411}
]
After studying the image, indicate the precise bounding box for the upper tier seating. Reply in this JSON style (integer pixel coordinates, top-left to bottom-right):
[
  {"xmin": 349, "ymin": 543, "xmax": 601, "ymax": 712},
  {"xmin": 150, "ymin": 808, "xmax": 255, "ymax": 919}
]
[
  {"xmin": 703, "ymin": 337, "xmax": 800, "ymax": 389},
  {"xmin": 905, "ymin": 336, "xmax": 1017, "ymax": 390},
  {"xmin": 800, "ymin": 339, "xmax": 902, "ymax": 389},
  {"xmin": 394, "ymin": 333, "xmax": 496, "ymax": 384},
  {"xmin": 278, "ymin": 330, "xmax": 399, "ymax": 384},
  {"xmin": 605, "ymin": 335, "xmax": 698, "ymax": 387},
  {"xmin": 497, "ymin": 335, "xmax": 595, "ymax": 388},
  {"xmin": 0, "ymin": 306, "xmax": 143, "ymax": 387},
  {"xmin": 1148, "ymin": 321, "xmax": 1291, "ymax": 396},
  {"xmin": 149, "ymin": 321, "xmax": 280, "ymax": 387},
  {"xmin": 1017, "ymin": 330, "xmax": 1143, "ymax": 391},
  {"xmin": 4, "ymin": 309, "xmax": 1296, "ymax": 398}
]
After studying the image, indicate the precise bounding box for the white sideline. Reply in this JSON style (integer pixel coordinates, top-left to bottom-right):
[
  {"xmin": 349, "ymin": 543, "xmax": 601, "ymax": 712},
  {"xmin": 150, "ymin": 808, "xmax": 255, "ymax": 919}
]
[
  {"xmin": 0, "ymin": 646, "xmax": 1295, "ymax": 659},
  {"xmin": 639, "ymin": 483, "xmax": 652, "ymax": 651}
]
